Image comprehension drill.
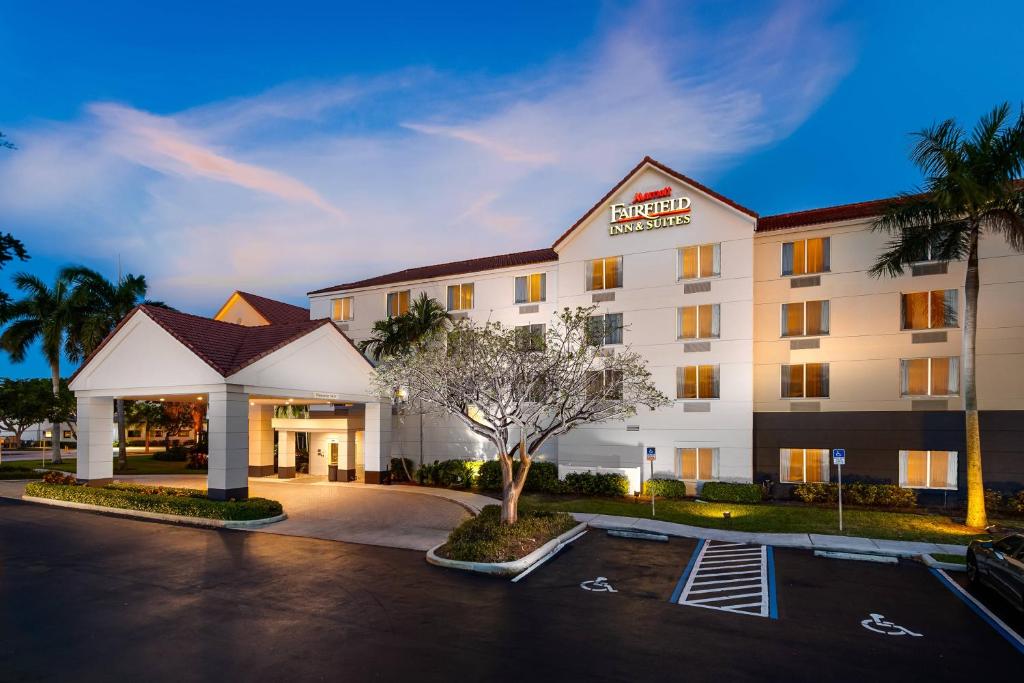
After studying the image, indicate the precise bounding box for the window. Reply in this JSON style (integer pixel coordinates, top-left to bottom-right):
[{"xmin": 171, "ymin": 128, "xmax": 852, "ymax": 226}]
[
  {"xmin": 179, "ymin": 429, "xmax": 191, "ymax": 437},
  {"xmin": 62, "ymin": 430, "xmax": 72, "ymax": 439},
  {"xmin": 676, "ymin": 365, "xmax": 720, "ymax": 399},
  {"xmin": 127, "ymin": 429, "xmax": 142, "ymax": 438},
  {"xmin": 781, "ymin": 300, "xmax": 830, "ymax": 337},
  {"xmin": 586, "ymin": 256, "xmax": 623, "ymax": 291},
  {"xmin": 386, "ymin": 290, "xmax": 410, "ymax": 317},
  {"xmin": 586, "ymin": 370, "xmax": 623, "ymax": 400},
  {"xmin": 515, "ymin": 273, "xmax": 546, "ymax": 304},
  {"xmin": 901, "ymin": 290, "xmax": 958, "ymax": 330},
  {"xmin": 780, "ymin": 448, "xmax": 830, "ymax": 483},
  {"xmin": 678, "ymin": 243, "xmax": 721, "ymax": 280},
  {"xmin": 899, "ymin": 450, "xmax": 957, "ymax": 489},
  {"xmin": 153, "ymin": 430, "xmax": 163, "ymax": 437},
  {"xmin": 677, "ymin": 447, "xmax": 718, "ymax": 480},
  {"xmin": 992, "ymin": 535, "xmax": 1024, "ymax": 558},
  {"xmin": 900, "ymin": 357, "xmax": 959, "ymax": 396},
  {"xmin": 677, "ymin": 304, "xmax": 720, "ymax": 340},
  {"xmin": 781, "ymin": 237, "xmax": 830, "ymax": 276},
  {"xmin": 515, "ymin": 324, "xmax": 546, "ymax": 352},
  {"xmin": 447, "ymin": 283, "xmax": 474, "ymax": 311},
  {"xmin": 331, "ymin": 296, "xmax": 354, "ymax": 322},
  {"xmin": 781, "ymin": 363, "xmax": 829, "ymax": 398},
  {"xmin": 587, "ymin": 313, "xmax": 623, "ymax": 346}
]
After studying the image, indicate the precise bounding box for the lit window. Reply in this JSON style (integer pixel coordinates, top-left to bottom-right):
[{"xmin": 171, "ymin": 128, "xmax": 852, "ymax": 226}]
[
  {"xmin": 386, "ymin": 290, "xmax": 410, "ymax": 317},
  {"xmin": 331, "ymin": 296, "xmax": 354, "ymax": 322},
  {"xmin": 781, "ymin": 237, "xmax": 830, "ymax": 276},
  {"xmin": 678, "ymin": 243, "xmax": 721, "ymax": 280},
  {"xmin": 900, "ymin": 357, "xmax": 959, "ymax": 396},
  {"xmin": 514, "ymin": 273, "xmax": 546, "ymax": 304},
  {"xmin": 781, "ymin": 300, "xmax": 830, "ymax": 337},
  {"xmin": 62, "ymin": 430, "xmax": 72, "ymax": 438},
  {"xmin": 515, "ymin": 324, "xmax": 546, "ymax": 352},
  {"xmin": 44, "ymin": 431, "xmax": 52, "ymax": 438},
  {"xmin": 677, "ymin": 304, "xmax": 720, "ymax": 340},
  {"xmin": 677, "ymin": 447, "xmax": 718, "ymax": 480},
  {"xmin": 587, "ymin": 313, "xmax": 623, "ymax": 346},
  {"xmin": 586, "ymin": 370, "xmax": 624, "ymax": 400},
  {"xmin": 901, "ymin": 290, "xmax": 958, "ymax": 330},
  {"xmin": 447, "ymin": 283, "xmax": 474, "ymax": 311},
  {"xmin": 781, "ymin": 363, "xmax": 829, "ymax": 398},
  {"xmin": 676, "ymin": 365, "xmax": 720, "ymax": 399},
  {"xmin": 899, "ymin": 450, "xmax": 957, "ymax": 489},
  {"xmin": 779, "ymin": 448, "xmax": 830, "ymax": 483},
  {"xmin": 586, "ymin": 256, "xmax": 623, "ymax": 291}
]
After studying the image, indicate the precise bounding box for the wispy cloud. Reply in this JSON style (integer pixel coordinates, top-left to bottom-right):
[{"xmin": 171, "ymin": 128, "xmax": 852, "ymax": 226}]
[{"xmin": 0, "ymin": 1, "xmax": 852, "ymax": 312}]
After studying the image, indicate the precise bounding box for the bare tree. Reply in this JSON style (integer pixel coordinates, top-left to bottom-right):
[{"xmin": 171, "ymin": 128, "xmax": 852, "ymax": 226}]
[{"xmin": 372, "ymin": 306, "xmax": 669, "ymax": 524}]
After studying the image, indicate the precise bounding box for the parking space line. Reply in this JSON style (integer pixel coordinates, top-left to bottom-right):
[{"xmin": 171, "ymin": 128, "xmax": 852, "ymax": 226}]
[
  {"xmin": 674, "ymin": 540, "xmax": 777, "ymax": 619},
  {"xmin": 930, "ymin": 568, "xmax": 1024, "ymax": 655},
  {"xmin": 669, "ymin": 539, "xmax": 705, "ymax": 603}
]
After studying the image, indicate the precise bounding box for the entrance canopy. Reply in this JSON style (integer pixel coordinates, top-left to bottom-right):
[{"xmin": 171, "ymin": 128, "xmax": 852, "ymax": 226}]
[{"xmin": 68, "ymin": 301, "xmax": 392, "ymax": 499}]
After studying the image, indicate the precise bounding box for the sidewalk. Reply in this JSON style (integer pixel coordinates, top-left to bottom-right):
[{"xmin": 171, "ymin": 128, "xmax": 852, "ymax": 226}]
[{"xmin": 572, "ymin": 512, "xmax": 968, "ymax": 557}]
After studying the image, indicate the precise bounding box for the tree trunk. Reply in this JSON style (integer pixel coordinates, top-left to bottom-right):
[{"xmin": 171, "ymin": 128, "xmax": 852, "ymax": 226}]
[
  {"xmin": 116, "ymin": 399, "xmax": 127, "ymax": 471},
  {"xmin": 144, "ymin": 422, "xmax": 150, "ymax": 454},
  {"xmin": 49, "ymin": 363, "xmax": 63, "ymax": 465},
  {"xmin": 499, "ymin": 435, "xmax": 533, "ymax": 525},
  {"xmin": 963, "ymin": 228, "xmax": 986, "ymax": 529},
  {"xmin": 419, "ymin": 411, "xmax": 424, "ymax": 469}
]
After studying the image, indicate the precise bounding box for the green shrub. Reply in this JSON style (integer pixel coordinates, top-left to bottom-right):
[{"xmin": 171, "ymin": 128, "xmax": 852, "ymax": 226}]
[
  {"xmin": 154, "ymin": 445, "xmax": 190, "ymax": 462},
  {"xmin": 42, "ymin": 471, "xmax": 77, "ymax": 485},
  {"xmin": 1011, "ymin": 490, "xmax": 1024, "ymax": 514},
  {"xmin": 792, "ymin": 482, "xmax": 916, "ymax": 508},
  {"xmin": 643, "ymin": 478, "xmax": 687, "ymax": 499},
  {"xmin": 476, "ymin": 460, "xmax": 561, "ymax": 493},
  {"xmin": 25, "ymin": 481, "xmax": 283, "ymax": 521},
  {"xmin": 701, "ymin": 481, "xmax": 763, "ymax": 504},
  {"xmin": 389, "ymin": 457, "xmax": 416, "ymax": 482},
  {"xmin": 562, "ymin": 471, "xmax": 629, "ymax": 497},
  {"xmin": 415, "ymin": 459, "xmax": 481, "ymax": 488},
  {"xmin": 0, "ymin": 464, "xmax": 42, "ymax": 479},
  {"xmin": 438, "ymin": 505, "xmax": 577, "ymax": 563}
]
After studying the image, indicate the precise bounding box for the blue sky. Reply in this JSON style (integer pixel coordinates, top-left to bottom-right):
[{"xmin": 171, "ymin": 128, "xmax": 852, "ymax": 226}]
[{"xmin": 1, "ymin": 0, "xmax": 1022, "ymax": 378}]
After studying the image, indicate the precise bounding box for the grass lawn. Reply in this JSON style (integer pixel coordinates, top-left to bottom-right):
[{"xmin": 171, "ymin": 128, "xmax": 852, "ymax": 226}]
[
  {"xmin": 11, "ymin": 456, "xmax": 206, "ymax": 476},
  {"xmin": 931, "ymin": 552, "xmax": 967, "ymax": 564},
  {"xmin": 519, "ymin": 494, "xmax": 1021, "ymax": 546}
]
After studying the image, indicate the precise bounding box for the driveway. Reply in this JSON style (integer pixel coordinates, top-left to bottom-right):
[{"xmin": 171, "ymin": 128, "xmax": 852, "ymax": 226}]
[{"xmin": 130, "ymin": 475, "xmax": 476, "ymax": 551}]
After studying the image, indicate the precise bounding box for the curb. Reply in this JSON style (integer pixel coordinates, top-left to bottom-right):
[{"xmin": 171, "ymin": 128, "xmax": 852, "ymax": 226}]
[
  {"xmin": 426, "ymin": 522, "xmax": 588, "ymax": 577},
  {"xmin": 920, "ymin": 553, "xmax": 967, "ymax": 572},
  {"xmin": 21, "ymin": 495, "xmax": 287, "ymax": 529}
]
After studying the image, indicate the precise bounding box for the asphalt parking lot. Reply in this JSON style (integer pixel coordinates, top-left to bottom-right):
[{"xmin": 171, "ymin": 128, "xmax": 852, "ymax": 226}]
[
  {"xmin": 1, "ymin": 500, "xmax": 1021, "ymax": 682},
  {"xmin": 514, "ymin": 532, "xmax": 1023, "ymax": 673}
]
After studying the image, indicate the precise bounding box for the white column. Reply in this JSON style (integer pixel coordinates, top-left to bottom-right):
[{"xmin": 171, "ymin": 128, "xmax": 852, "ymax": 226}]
[
  {"xmin": 247, "ymin": 403, "xmax": 275, "ymax": 477},
  {"xmin": 77, "ymin": 396, "xmax": 114, "ymax": 485},
  {"xmin": 363, "ymin": 402, "xmax": 392, "ymax": 484},
  {"xmin": 277, "ymin": 429, "xmax": 296, "ymax": 478},
  {"xmin": 207, "ymin": 387, "xmax": 249, "ymax": 500}
]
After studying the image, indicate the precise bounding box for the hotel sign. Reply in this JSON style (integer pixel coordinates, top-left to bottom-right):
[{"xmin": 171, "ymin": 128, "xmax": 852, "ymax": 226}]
[{"xmin": 609, "ymin": 186, "xmax": 691, "ymax": 236}]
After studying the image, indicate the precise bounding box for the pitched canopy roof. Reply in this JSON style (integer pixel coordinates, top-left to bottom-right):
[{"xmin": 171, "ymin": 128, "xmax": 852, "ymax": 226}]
[
  {"xmin": 71, "ymin": 303, "xmax": 365, "ymax": 383},
  {"xmin": 222, "ymin": 291, "xmax": 311, "ymax": 324}
]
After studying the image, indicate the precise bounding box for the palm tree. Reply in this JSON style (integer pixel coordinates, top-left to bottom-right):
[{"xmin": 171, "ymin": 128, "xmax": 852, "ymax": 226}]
[
  {"xmin": 870, "ymin": 103, "xmax": 1024, "ymax": 529},
  {"xmin": 63, "ymin": 266, "xmax": 169, "ymax": 471},
  {"xmin": 0, "ymin": 273, "xmax": 79, "ymax": 464}
]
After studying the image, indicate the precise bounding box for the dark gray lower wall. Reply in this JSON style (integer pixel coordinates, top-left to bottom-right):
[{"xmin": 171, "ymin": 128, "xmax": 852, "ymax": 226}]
[{"xmin": 753, "ymin": 410, "xmax": 1024, "ymax": 503}]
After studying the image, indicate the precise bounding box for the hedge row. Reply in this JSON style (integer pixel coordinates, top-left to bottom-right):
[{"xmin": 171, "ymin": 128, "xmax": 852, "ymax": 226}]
[
  {"xmin": 0, "ymin": 464, "xmax": 41, "ymax": 480},
  {"xmin": 24, "ymin": 481, "xmax": 283, "ymax": 520},
  {"xmin": 792, "ymin": 482, "xmax": 917, "ymax": 508},
  {"xmin": 986, "ymin": 488, "xmax": 1024, "ymax": 514},
  {"xmin": 643, "ymin": 478, "xmax": 688, "ymax": 499},
  {"xmin": 700, "ymin": 481, "xmax": 763, "ymax": 503},
  {"xmin": 393, "ymin": 458, "xmax": 632, "ymax": 497}
]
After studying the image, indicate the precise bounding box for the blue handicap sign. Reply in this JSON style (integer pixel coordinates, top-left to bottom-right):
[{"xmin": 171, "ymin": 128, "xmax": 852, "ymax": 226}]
[
  {"xmin": 832, "ymin": 448, "xmax": 846, "ymax": 465},
  {"xmin": 646, "ymin": 447, "xmax": 656, "ymax": 456}
]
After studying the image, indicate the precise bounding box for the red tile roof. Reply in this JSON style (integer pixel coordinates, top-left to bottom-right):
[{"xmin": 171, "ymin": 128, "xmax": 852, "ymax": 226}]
[
  {"xmin": 551, "ymin": 156, "xmax": 758, "ymax": 249},
  {"xmin": 234, "ymin": 291, "xmax": 310, "ymax": 324},
  {"xmin": 756, "ymin": 195, "xmax": 910, "ymax": 232},
  {"xmin": 307, "ymin": 247, "xmax": 558, "ymax": 295}
]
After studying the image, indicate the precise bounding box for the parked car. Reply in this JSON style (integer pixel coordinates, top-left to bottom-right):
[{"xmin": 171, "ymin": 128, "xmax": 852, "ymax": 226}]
[{"xmin": 967, "ymin": 533, "xmax": 1024, "ymax": 611}]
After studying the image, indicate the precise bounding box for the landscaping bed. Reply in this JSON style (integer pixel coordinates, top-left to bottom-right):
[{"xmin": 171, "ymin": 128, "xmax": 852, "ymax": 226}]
[
  {"xmin": 435, "ymin": 505, "xmax": 578, "ymax": 563},
  {"xmin": 24, "ymin": 479, "xmax": 282, "ymax": 521},
  {"xmin": 0, "ymin": 464, "xmax": 43, "ymax": 480},
  {"xmin": 14, "ymin": 456, "xmax": 206, "ymax": 476}
]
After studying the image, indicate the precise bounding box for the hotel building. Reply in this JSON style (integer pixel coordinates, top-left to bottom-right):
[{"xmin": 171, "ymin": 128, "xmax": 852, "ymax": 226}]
[{"xmin": 69, "ymin": 157, "xmax": 1024, "ymax": 502}]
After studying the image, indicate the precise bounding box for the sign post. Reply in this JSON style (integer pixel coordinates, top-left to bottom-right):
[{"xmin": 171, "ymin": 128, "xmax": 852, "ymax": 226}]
[
  {"xmin": 645, "ymin": 447, "xmax": 657, "ymax": 517},
  {"xmin": 832, "ymin": 449, "xmax": 846, "ymax": 531}
]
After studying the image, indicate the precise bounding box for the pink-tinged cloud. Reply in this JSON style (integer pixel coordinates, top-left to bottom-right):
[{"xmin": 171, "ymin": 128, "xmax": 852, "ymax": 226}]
[{"xmin": 92, "ymin": 103, "xmax": 345, "ymax": 218}]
